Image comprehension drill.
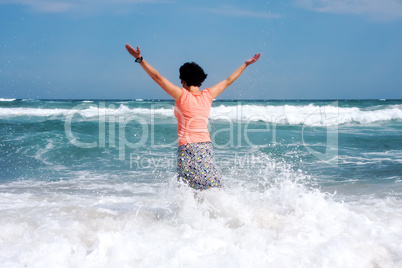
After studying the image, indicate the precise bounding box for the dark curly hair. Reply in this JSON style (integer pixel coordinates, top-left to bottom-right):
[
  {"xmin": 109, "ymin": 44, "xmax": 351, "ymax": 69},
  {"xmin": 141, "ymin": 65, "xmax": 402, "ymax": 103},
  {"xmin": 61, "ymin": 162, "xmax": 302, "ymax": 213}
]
[{"xmin": 179, "ymin": 62, "xmax": 208, "ymax": 87}]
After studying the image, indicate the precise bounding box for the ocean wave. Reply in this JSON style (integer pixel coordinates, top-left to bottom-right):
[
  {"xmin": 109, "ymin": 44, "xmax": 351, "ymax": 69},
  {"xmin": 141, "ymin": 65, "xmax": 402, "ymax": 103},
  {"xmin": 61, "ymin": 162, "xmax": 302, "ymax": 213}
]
[
  {"xmin": 0, "ymin": 172, "xmax": 401, "ymax": 267},
  {"xmin": 0, "ymin": 104, "xmax": 174, "ymax": 120},
  {"xmin": 0, "ymin": 98, "xmax": 16, "ymax": 102},
  {"xmin": 0, "ymin": 107, "xmax": 72, "ymax": 118},
  {"xmin": 0, "ymin": 103, "xmax": 401, "ymax": 126},
  {"xmin": 210, "ymin": 103, "xmax": 402, "ymax": 126}
]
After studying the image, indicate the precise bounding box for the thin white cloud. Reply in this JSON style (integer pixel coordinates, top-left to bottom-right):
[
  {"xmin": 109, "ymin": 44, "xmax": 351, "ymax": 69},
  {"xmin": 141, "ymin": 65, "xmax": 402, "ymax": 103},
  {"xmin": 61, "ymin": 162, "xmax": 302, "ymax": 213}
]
[
  {"xmin": 296, "ymin": 0, "xmax": 402, "ymax": 21},
  {"xmin": 196, "ymin": 6, "xmax": 282, "ymax": 19},
  {"xmin": 0, "ymin": 1, "xmax": 280, "ymax": 19},
  {"xmin": 0, "ymin": 0, "xmax": 173, "ymax": 13}
]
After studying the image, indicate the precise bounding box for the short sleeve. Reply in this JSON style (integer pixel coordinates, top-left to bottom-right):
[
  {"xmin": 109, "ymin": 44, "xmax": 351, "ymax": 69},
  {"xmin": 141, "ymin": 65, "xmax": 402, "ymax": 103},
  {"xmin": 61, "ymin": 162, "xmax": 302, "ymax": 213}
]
[
  {"xmin": 176, "ymin": 88, "xmax": 187, "ymax": 104},
  {"xmin": 204, "ymin": 88, "xmax": 213, "ymax": 102}
]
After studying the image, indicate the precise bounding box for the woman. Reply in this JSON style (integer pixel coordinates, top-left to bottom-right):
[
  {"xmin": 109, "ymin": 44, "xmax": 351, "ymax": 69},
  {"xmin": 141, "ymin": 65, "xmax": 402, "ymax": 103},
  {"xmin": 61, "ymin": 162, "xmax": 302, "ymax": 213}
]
[{"xmin": 125, "ymin": 44, "xmax": 260, "ymax": 190}]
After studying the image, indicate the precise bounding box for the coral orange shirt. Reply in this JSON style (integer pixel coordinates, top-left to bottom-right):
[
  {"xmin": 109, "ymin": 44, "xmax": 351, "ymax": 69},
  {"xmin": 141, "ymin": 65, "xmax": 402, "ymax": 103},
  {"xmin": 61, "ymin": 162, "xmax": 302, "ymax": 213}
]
[{"xmin": 174, "ymin": 88, "xmax": 213, "ymax": 146}]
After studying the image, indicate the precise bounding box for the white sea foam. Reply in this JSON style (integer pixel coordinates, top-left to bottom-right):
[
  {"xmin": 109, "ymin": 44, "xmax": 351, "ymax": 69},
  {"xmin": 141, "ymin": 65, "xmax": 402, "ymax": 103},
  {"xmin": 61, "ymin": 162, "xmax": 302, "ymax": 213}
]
[
  {"xmin": 0, "ymin": 104, "xmax": 173, "ymax": 120},
  {"xmin": 0, "ymin": 103, "xmax": 401, "ymax": 126},
  {"xmin": 0, "ymin": 107, "xmax": 72, "ymax": 118},
  {"xmin": 210, "ymin": 103, "xmax": 402, "ymax": 126},
  {"xmin": 0, "ymin": 98, "xmax": 16, "ymax": 102},
  {"xmin": 0, "ymin": 173, "xmax": 401, "ymax": 268},
  {"xmin": 338, "ymin": 151, "xmax": 402, "ymax": 165}
]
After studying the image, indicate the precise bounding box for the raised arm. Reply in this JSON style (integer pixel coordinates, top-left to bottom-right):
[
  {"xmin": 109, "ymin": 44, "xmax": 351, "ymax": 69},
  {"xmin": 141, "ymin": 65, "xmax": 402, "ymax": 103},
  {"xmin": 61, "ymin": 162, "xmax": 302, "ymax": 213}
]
[
  {"xmin": 125, "ymin": 44, "xmax": 182, "ymax": 100},
  {"xmin": 208, "ymin": 53, "xmax": 261, "ymax": 99}
]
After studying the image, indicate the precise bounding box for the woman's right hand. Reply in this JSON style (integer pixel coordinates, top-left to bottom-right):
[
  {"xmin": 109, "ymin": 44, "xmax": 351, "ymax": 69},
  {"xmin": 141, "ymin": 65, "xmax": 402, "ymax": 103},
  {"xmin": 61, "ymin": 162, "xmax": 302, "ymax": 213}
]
[
  {"xmin": 125, "ymin": 44, "xmax": 141, "ymax": 58},
  {"xmin": 245, "ymin": 53, "xmax": 261, "ymax": 66}
]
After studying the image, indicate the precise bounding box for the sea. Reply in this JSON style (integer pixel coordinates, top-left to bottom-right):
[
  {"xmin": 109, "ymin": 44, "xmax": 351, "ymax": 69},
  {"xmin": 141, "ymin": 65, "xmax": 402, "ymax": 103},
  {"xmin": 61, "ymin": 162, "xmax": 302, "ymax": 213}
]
[{"xmin": 0, "ymin": 98, "xmax": 401, "ymax": 267}]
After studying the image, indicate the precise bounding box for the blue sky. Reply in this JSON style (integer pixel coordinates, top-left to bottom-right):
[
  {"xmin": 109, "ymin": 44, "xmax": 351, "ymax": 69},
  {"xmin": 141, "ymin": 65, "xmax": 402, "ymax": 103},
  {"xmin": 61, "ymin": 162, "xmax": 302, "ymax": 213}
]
[{"xmin": 1, "ymin": 0, "xmax": 402, "ymax": 99}]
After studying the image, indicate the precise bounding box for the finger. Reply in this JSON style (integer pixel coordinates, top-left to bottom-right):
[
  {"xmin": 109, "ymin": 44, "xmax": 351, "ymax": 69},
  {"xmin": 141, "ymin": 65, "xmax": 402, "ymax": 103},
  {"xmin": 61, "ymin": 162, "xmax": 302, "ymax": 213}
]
[{"xmin": 125, "ymin": 45, "xmax": 132, "ymax": 52}]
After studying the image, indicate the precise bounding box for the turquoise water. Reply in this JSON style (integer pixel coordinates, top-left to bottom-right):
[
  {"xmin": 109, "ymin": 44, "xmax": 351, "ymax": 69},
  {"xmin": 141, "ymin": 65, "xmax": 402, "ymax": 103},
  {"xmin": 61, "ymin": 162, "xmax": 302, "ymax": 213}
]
[{"xmin": 1, "ymin": 98, "xmax": 402, "ymax": 267}]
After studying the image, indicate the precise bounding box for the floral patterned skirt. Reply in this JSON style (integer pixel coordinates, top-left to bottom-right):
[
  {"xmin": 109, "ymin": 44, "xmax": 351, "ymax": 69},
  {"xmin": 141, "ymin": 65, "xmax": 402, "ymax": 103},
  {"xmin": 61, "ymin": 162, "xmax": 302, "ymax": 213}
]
[{"xmin": 177, "ymin": 142, "xmax": 222, "ymax": 190}]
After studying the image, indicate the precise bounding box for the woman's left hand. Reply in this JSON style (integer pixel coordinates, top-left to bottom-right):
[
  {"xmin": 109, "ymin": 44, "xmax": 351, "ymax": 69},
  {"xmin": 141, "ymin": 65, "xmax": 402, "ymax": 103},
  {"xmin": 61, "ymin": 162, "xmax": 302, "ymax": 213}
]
[{"xmin": 125, "ymin": 44, "xmax": 141, "ymax": 58}]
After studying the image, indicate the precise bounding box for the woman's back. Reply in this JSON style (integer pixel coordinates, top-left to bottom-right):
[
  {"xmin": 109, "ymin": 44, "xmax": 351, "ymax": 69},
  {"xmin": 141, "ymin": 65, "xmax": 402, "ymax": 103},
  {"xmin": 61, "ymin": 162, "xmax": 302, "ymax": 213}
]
[{"xmin": 174, "ymin": 88, "xmax": 213, "ymax": 146}]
